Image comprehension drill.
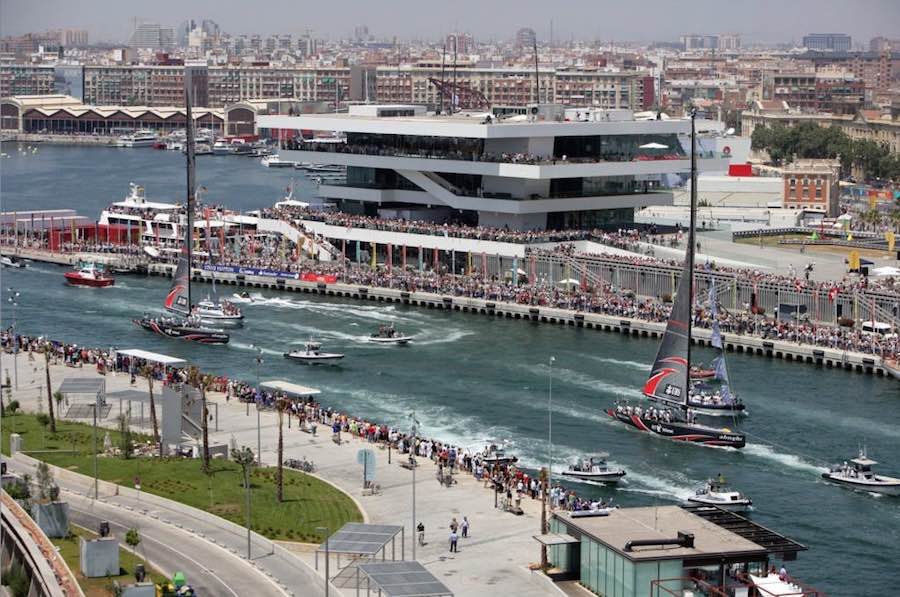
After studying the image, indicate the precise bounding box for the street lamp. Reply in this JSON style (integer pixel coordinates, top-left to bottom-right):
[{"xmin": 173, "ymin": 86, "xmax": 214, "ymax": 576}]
[
  {"xmin": 316, "ymin": 525, "xmax": 330, "ymax": 597},
  {"xmin": 7, "ymin": 288, "xmax": 20, "ymax": 390},
  {"xmin": 252, "ymin": 345, "xmax": 263, "ymax": 466},
  {"xmin": 408, "ymin": 411, "xmax": 420, "ymax": 560},
  {"xmin": 548, "ymin": 356, "xmax": 555, "ymax": 487}
]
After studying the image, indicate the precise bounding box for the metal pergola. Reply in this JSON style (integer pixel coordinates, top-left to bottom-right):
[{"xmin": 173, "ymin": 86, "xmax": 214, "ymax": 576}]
[
  {"xmin": 681, "ymin": 504, "xmax": 808, "ymax": 559},
  {"xmin": 316, "ymin": 523, "xmax": 405, "ymax": 576},
  {"xmin": 57, "ymin": 377, "xmax": 107, "ymax": 419},
  {"xmin": 355, "ymin": 561, "xmax": 453, "ymax": 597}
]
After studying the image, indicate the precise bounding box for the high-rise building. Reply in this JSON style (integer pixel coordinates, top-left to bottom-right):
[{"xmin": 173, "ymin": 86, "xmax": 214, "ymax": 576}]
[
  {"xmin": 870, "ymin": 36, "xmax": 900, "ymax": 52},
  {"xmin": 803, "ymin": 33, "xmax": 851, "ymax": 52},
  {"xmin": 130, "ymin": 22, "xmax": 175, "ymax": 50},
  {"xmin": 445, "ymin": 33, "xmax": 474, "ymax": 54},
  {"xmin": 515, "ymin": 27, "xmax": 537, "ymax": 51},
  {"xmin": 680, "ymin": 34, "xmax": 740, "ymax": 51},
  {"xmin": 354, "ymin": 25, "xmax": 370, "ymax": 42},
  {"xmin": 177, "ymin": 20, "xmax": 196, "ymax": 46},
  {"xmin": 59, "ymin": 29, "xmax": 88, "ymax": 47}
]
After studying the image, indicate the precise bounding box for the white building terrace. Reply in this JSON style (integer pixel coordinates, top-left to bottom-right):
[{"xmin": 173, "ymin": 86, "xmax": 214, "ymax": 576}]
[{"xmin": 259, "ymin": 104, "xmax": 732, "ymax": 231}]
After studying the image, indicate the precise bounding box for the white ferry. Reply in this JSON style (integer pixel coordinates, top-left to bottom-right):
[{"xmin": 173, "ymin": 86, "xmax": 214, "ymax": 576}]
[{"xmin": 116, "ymin": 130, "xmax": 158, "ymax": 148}]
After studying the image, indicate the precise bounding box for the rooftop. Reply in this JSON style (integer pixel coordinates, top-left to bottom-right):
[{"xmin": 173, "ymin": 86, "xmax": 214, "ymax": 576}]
[{"xmin": 556, "ymin": 505, "xmax": 805, "ymax": 563}]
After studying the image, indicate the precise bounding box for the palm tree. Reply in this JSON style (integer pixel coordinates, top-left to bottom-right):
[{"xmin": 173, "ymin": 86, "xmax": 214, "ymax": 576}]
[
  {"xmin": 276, "ymin": 396, "xmax": 289, "ymax": 503},
  {"xmin": 42, "ymin": 342, "xmax": 56, "ymax": 433},
  {"xmin": 139, "ymin": 364, "xmax": 160, "ymax": 454}
]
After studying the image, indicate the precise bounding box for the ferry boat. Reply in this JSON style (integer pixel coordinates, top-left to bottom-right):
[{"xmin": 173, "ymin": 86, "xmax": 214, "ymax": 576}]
[
  {"xmin": 284, "ymin": 340, "xmax": 345, "ymax": 364},
  {"xmin": 561, "ymin": 453, "xmax": 626, "ymax": 483},
  {"xmin": 369, "ymin": 324, "xmax": 413, "ymax": 345},
  {"xmin": 99, "ymin": 182, "xmax": 183, "ymax": 248},
  {"xmin": 607, "ymin": 111, "xmax": 746, "ymax": 449},
  {"xmin": 64, "ymin": 262, "xmax": 115, "ymax": 288},
  {"xmin": 822, "ymin": 449, "xmax": 900, "ymax": 496},
  {"xmin": 116, "ymin": 130, "xmax": 158, "ymax": 148},
  {"xmin": 687, "ymin": 477, "xmax": 753, "ymax": 511}
]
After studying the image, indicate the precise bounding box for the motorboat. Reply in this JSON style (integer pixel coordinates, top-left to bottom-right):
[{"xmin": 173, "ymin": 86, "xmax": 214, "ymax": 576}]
[
  {"xmin": 561, "ymin": 453, "xmax": 626, "ymax": 483},
  {"xmin": 261, "ymin": 154, "xmax": 296, "ymax": 168},
  {"xmin": 570, "ymin": 502, "xmax": 619, "ymax": 518},
  {"xmin": 194, "ymin": 143, "xmax": 213, "ymax": 155},
  {"xmin": 284, "ymin": 340, "xmax": 345, "ymax": 364},
  {"xmin": 64, "ymin": 262, "xmax": 115, "ymax": 288},
  {"xmin": 1, "ymin": 255, "xmax": 26, "ymax": 268},
  {"xmin": 369, "ymin": 324, "xmax": 413, "ymax": 345},
  {"xmin": 479, "ymin": 444, "xmax": 517, "ymax": 466},
  {"xmin": 609, "ymin": 112, "xmax": 746, "ymax": 449},
  {"xmin": 687, "ymin": 477, "xmax": 752, "ymax": 511},
  {"xmin": 192, "ymin": 296, "xmax": 244, "ymax": 326},
  {"xmin": 134, "ymin": 314, "xmax": 229, "ymax": 344},
  {"xmin": 883, "ymin": 358, "xmax": 900, "ymax": 381},
  {"xmin": 822, "ymin": 449, "xmax": 900, "ymax": 496},
  {"xmin": 231, "ymin": 291, "xmax": 256, "ymax": 303},
  {"xmin": 116, "ymin": 130, "xmax": 157, "ymax": 147}
]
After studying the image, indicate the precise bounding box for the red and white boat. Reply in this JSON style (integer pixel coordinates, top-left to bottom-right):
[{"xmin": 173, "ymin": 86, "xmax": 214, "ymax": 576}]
[{"xmin": 64, "ymin": 263, "xmax": 115, "ymax": 288}]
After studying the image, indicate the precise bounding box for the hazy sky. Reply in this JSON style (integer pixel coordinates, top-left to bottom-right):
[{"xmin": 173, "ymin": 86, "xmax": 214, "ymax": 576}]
[{"xmin": 2, "ymin": 0, "xmax": 899, "ymax": 44}]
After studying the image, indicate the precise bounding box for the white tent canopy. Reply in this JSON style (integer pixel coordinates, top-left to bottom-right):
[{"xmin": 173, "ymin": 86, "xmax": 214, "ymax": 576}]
[
  {"xmin": 639, "ymin": 142, "xmax": 669, "ymax": 149},
  {"xmin": 116, "ymin": 349, "xmax": 186, "ymax": 367},
  {"xmin": 260, "ymin": 380, "xmax": 321, "ymax": 397},
  {"xmin": 871, "ymin": 266, "xmax": 900, "ymax": 277}
]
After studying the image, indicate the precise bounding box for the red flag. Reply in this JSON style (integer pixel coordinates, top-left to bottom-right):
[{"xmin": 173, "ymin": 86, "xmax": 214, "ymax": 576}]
[
  {"xmin": 387, "ymin": 244, "xmax": 393, "ymax": 273},
  {"xmin": 827, "ymin": 287, "xmax": 839, "ymax": 302},
  {"xmin": 434, "ymin": 248, "xmax": 439, "ymax": 270}
]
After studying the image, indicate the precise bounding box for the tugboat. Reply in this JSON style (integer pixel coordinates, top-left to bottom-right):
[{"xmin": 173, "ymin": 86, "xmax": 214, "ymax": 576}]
[
  {"xmin": 822, "ymin": 449, "xmax": 900, "ymax": 496},
  {"xmin": 284, "ymin": 340, "xmax": 345, "ymax": 364},
  {"xmin": 64, "ymin": 262, "xmax": 115, "ymax": 288},
  {"xmin": 369, "ymin": 324, "xmax": 413, "ymax": 345},
  {"xmin": 561, "ymin": 453, "xmax": 626, "ymax": 483},
  {"xmin": 686, "ymin": 476, "xmax": 753, "ymax": 511},
  {"xmin": 133, "ymin": 81, "xmax": 229, "ymax": 346},
  {"xmin": 607, "ymin": 110, "xmax": 746, "ymax": 449}
]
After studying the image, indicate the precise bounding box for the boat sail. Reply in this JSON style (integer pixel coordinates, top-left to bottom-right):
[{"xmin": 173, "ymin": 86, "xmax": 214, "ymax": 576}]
[
  {"xmin": 606, "ymin": 109, "xmax": 745, "ymax": 448},
  {"xmin": 133, "ymin": 72, "xmax": 229, "ymax": 345}
]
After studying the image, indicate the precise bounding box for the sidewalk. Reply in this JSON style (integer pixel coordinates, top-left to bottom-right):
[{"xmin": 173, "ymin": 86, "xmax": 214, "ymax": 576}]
[{"xmin": 6, "ymin": 357, "xmax": 563, "ymax": 597}]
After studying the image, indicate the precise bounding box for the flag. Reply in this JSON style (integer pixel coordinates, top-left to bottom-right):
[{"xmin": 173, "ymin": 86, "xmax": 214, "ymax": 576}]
[
  {"xmin": 371, "ymin": 242, "xmax": 377, "ymax": 268},
  {"xmin": 719, "ymin": 383, "xmax": 734, "ymax": 404},
  {"xmin": 828, "ymin": 287, "xmax": 839, "ymax": 302},
  {"xmin": 848, "ymin": 250, "xmax": 860, "ymax": 271},
  {"xmin": 887, "ymin": 231, "xmax": 896, "ymax": 253},
  {"xmin": 387, "ymin": 244, "xmax": 392, "ymax": 273}
]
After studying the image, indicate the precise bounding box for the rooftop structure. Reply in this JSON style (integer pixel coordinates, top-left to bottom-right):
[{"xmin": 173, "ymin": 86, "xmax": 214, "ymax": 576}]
[
  {"xmin": 260, "ymin": 104, "xmax": 731, "ymax": 231},
  {"xmin": 548, "ymin": 505, "xmax": 811, "ymax": 597}
]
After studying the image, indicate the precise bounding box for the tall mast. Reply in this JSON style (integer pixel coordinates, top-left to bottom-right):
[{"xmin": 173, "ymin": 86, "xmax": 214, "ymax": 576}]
[
  {"xmin": 185, "ymin": 69, "xmax": 196, "ymax": 311},
  {"xmin": 684, "ymin": 108, "xmax": 698, "ymax": 396}
]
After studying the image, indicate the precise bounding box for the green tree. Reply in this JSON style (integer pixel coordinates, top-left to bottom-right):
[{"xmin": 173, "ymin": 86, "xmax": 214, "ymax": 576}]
[
  {"xmin": 35, "ymin": 461, "xmax": 54, "ymax": 502},
  {"xmin": 139, "ymin": 364, "xmax": 160, "ymax": 453},
  {"xmin": 118, "ymin": 412, "xmax": 134, "ymax": 459},
  {"xmin": 125, "ymin": 528, "xmax": 141, "ymax": 563},
  {"xmin": 41, "ymin": 342, "xmax": 57, "ymax": 433},
  {"xmin": 187, "ymin": 366, "xmax": 211, "ymax": 472}
]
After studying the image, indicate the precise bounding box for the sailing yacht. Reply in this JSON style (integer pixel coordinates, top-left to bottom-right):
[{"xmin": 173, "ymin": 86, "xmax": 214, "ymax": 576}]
[
  {"xmin": 133, "ymin": 79, "xmax": 229, "ymax": 345},
  {"xmin": 606, "ymin": 110, "xmax": 745, "ymax": 449}
]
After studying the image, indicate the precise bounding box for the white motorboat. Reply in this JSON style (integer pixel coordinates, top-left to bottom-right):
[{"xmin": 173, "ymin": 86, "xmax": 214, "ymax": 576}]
[
  {"xmin": 212, "ymin": 139, "xmax": 236, "ymax": 155},
  {"xmin": 369, "ymin": 324, "xmax": 413, "ymax": 345},
  {"xmin": 561, "ymin": 453, "xmax": 626, "ymax": 483},
  {"xmin": 822, "ymin": 449, "xmax": 900, "ymax": 496},
  {"xmin": 570, "ymin": 504, "xmax": 619, "ymax": 518},
  {"xmin": 284, "ymin": 340, "xmax": 345, "ymax": 364},
  {"xmin": 192, "ymin": 296, "xmax": 244, "ymax": 326},
  {"xmin": 261, "ymin": 154, "xmax": 296, "ymax": 168},
  {"xmin": 686, "ymin": 477, "xmax": 752, "ymax": 511},
  {"xmin": 231, "ymin": 291, "xmax": 256, "ymax": 303},
  {"xmin": 116, "ymin": 130, "xmax": 157, "ymax": 147},
  {"xmin": 1, "ymin": 255, "xmax": 26, "ymax": 268},
  {"xmin": 479, "ymin": 444, "xmax": 517, "ymax": 466}
]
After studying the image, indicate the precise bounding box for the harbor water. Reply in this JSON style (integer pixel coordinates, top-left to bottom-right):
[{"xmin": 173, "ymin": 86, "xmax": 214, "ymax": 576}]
[{"xmin": 3, "ymin": 143, "xmax": 900, "ymax": 595}]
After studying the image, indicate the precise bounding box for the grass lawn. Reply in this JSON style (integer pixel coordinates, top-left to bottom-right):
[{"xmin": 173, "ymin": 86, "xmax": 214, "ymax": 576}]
[
  {"xmin": 52, "ymin": 525, "xmax": 166, "ymax": 597},
  {"xmin": 3, "ymin": 412, "xmax": 362, "ymax": 543}
]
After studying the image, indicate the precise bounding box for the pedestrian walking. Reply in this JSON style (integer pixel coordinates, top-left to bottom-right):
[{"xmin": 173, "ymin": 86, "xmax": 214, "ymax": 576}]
[
  {"xmin": 449, "ymin": 517, "xmax": 458, "ymax": 533},
  {"xmin": 449, "ymin": 529, "xmax": 458, "ymax": 553},
  {"xmin": 461, "ymin": 516, "xmax": 469, "ymax": 538},
  {"xmin": 417, "ymin": 522, "xmax": 426, "ymax": 546}
]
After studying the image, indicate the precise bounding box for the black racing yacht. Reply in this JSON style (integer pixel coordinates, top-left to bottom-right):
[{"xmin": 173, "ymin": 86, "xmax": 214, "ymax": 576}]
[
  {"xmin": 134, "ymin": 75, "xmax": 229, "ymax": 345},
  {"xmin": 607, "ymin": 109, "xmax": 745, "ymax": 449}
]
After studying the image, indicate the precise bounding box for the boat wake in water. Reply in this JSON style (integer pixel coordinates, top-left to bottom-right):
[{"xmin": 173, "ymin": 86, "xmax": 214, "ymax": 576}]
[
  {"xmin": 584, "ymin": 355, "xmax": 651, "ymax": 371},
  {"xmin": 743, "ymin": 443, "xmax": 826, "ymax": 475},
  {"xmin": 229, "ymin": 342, "xmax": 282, "ymax": 357},
  {"xmin": 527, "ymin": 363, "xmax": 645, "ymax": 399}
]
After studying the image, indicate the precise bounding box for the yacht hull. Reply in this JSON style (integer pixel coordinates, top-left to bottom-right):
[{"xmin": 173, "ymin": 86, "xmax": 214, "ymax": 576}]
[
  {"xmin": 134, "ymin": 318, "xmax": 229, "ymax": 344},
  {"xmin": 821, "ymin": 473, "xmax": 900, "ymax": 496},
  {"xmin": 606, "ymin": 408, "xmax": 745, "ymax": 448}
]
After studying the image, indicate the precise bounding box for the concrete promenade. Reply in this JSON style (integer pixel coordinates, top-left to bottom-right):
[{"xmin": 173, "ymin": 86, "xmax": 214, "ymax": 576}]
[{"xmin": 5, "ymin": 355, "xmax": 565, "ymax": 597}]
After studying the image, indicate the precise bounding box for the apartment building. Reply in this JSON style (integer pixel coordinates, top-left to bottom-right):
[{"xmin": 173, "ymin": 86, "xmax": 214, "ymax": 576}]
[
  {"xmin": 765, "ymin": 72, "xmax": 864, "ymax": 114},
  {"xmin": 782, "ymin": 159, "xmax": 840, "ymax": 216},
  {"xmin": 2, "ymin": 63, "xmax": 648, "ymax": 111}
]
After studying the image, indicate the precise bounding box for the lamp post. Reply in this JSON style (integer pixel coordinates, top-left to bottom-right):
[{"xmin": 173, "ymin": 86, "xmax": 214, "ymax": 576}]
[
  {"xmin": 316, "ymin": 526, "xmax": 330, "ymax": 597},
  {"xmin": 253, "ymin": 345, "xmax": 262, "ymax": 466},
  {"xmin": 7, "ymin": 288, "xmax": 19, "ymax": 390},
  {"xmin": 548, "ymin": 356, "xmax": 555, "ymax": 487},
  {"xmin": 408, "ymin": 411, "xmax": 419, "ymax": 560}
]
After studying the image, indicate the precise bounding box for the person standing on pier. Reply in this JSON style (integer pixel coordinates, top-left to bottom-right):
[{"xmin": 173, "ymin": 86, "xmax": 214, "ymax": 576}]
[
  {"xmin": 449, "ymin": 529, "xmax": 458, "ymax": 553},
  {"xmin": 461, "ymin": 517, "xmax": 469, "ymax": 538}
]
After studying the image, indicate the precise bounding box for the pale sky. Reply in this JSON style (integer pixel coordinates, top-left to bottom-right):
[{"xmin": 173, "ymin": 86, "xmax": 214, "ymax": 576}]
[{"xmin": 1, "ymin": 0, "xmax": 898, "ymax": 45}]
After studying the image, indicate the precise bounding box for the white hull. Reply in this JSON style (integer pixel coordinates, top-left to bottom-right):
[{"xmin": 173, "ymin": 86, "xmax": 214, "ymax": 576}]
[
  {"xmin": 284, "ymin": 351, "xmax": 345, "ymax": 363},
  {"xmin": 117, "ymin": 138, "xmax": 156, "ymax": 148},
  {"xmin": 687, "ymin": 496, "xmax": 752, "ymax": 511},
  {"xmin": 822, "ymin": 474, "xmax": 900, "ymax": 496},
  {"xmin": 1, "ymin": 257, "xmax": 26, "ymax": 268},
  {"xmin": 561, "ymin": 471, "xmax": 625, "ymax": 483},
  {"xmin": 570, "ymin": 507, "xmax": 618, "ymax": 518},
  {"xmin": 883, "ymin": 360, "xmax": 900, "ymax": 381},
  {"xmin": 369, "ymin": 336, "xmax": 413, "ymax": 345}
]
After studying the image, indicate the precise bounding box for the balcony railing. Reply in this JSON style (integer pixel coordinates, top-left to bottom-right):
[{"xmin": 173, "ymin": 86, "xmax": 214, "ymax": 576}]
[
  {"xmin": 323, "ymin": 181, "xmax": 672, "ymax": 202},
  {"xmin": 285, "ymin": 140, "xmax": 723, "ymax": 165}
]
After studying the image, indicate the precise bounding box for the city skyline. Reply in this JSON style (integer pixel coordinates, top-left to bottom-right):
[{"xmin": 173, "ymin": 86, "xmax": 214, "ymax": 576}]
[{"xmin": 2, "ymin": 0, "xmax": 899, "ymax": 45}]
